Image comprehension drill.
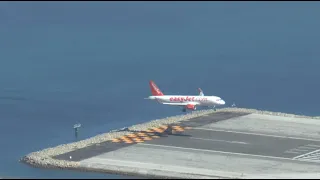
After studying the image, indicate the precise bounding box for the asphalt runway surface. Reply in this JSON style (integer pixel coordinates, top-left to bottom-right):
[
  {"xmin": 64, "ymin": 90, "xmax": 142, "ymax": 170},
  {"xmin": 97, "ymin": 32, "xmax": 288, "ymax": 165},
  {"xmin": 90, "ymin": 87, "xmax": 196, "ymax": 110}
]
[
  {"xmin": 54, "ymin": 111, "xmax": 247, "ymax": 161},
  {"xmin": 54, "ymin": 111, "xmax": 320, "ymax": 163},
  {"xmin": 143, "ymin": 127, "xmax": 320, "ymax": 160}
]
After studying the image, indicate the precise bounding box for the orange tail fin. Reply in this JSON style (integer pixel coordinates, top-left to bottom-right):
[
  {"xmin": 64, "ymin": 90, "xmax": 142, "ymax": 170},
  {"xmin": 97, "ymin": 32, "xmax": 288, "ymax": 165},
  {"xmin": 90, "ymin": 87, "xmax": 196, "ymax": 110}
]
[{"xmin": 149, "ymin": 80, "xmax": 164, "ymax": 96}]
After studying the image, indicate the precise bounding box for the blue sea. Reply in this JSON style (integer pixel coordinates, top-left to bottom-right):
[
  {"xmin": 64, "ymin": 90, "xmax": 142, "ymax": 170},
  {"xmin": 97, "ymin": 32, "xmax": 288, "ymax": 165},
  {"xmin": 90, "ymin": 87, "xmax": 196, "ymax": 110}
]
[{"xmin": 0, "ymin": 2, "xmax": 320, "ymax": 178}]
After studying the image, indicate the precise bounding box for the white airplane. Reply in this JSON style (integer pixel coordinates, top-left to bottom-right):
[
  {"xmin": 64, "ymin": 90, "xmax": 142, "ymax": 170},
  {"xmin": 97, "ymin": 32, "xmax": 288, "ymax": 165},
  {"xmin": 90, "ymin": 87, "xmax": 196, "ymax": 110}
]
[{"xmin": 145, "ymin": 80, "xmax": 226, "ymax": 112}]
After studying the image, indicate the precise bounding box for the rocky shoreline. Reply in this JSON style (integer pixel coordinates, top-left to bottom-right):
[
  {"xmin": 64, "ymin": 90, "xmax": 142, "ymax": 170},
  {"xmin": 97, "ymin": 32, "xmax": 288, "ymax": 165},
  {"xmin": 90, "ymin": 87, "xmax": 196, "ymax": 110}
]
[{"xmin": 20, "ymin": 107, "xmax": 320, "ymax": 177}]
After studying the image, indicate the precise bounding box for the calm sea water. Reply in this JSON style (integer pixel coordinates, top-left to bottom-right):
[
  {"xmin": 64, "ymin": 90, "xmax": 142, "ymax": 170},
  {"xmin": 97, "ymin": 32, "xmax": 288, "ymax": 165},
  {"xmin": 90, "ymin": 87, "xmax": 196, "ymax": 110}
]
[{"xmin": 0, "ymin": 2, "xmax": 320, "ymax": 178}]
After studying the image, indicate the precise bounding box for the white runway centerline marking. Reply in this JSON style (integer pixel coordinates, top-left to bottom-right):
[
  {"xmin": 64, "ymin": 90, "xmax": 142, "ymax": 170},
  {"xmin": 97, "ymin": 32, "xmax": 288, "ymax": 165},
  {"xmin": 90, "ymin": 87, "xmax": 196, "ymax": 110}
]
[
  {"xmin": 192, "ymin": 127, "xmax": 320, "ymax": 142},
  {"xmin": 306, "ymin": 144, "xmax": 320, "ymax": 148},
  {"xmin": 138, "ymin": 143, "xmax": 293, "ymax": 161},
  {"xmin": 298, "ymin": 146, "xmax": 319, "ymax": 150},
  {"xmin": 190, "ymin": 137, "xmax": 249, "ymax": 145},
  {"xmin": 137, "ymin": 142, "xmax": 320, "ymax": 165}
]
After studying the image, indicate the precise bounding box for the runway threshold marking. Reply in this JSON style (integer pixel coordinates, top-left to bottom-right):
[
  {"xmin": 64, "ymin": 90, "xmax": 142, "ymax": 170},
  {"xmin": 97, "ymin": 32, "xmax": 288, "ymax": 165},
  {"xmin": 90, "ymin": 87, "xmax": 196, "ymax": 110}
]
[
  {"xmin": 190, "ymin": 137, "xmax": 249, "ymax": 145},
  {"xmin": 293, "ymin": 149, "xmax": 320, "ymax": 160},
  {"xmin": 192, "ymin": 127, "xmax": 320, "ymax": 142}
]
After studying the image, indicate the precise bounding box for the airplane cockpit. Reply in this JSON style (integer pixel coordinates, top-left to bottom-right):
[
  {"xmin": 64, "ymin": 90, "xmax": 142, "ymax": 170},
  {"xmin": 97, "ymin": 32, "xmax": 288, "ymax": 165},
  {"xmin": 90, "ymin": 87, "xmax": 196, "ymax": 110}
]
[{"xmin": 216, "ymin": 98, "xmax": 226, "ymax": 105}]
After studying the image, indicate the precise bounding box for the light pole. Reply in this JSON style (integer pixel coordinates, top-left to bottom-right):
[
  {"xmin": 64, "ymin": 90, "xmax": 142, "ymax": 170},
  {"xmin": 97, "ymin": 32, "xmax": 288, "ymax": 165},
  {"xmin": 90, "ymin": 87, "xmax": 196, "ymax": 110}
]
[{"xmin": 73, "ymin": 123, "xmax": 81, "ymax": 139}]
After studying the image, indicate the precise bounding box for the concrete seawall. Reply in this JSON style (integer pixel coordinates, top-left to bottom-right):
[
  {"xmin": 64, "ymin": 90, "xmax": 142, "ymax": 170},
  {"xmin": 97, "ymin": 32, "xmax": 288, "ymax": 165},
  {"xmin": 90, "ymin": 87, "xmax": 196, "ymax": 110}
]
[{"xmin": 20, "ymin": 108, "xmax": 320, "ymax": 178}]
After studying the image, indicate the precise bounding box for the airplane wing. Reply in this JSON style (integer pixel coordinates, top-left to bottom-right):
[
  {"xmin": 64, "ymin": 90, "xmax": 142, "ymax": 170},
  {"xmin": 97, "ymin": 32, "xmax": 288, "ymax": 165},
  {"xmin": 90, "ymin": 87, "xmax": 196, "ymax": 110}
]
[
  {"xmin": 162, "ymin": 102, "xmax": 200, "ymax": 106},
  {"xmin": 198, "ymin": 88, "xmax": 204, "ymax": 96}
]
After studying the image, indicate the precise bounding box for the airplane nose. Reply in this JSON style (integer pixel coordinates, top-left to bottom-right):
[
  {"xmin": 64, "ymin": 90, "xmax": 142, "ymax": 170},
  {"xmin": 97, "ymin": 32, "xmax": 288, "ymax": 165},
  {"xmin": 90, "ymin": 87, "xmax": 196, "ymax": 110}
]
[{"xmin": 220, "ymin": 100, "xmax": 226, "ymax": 105}]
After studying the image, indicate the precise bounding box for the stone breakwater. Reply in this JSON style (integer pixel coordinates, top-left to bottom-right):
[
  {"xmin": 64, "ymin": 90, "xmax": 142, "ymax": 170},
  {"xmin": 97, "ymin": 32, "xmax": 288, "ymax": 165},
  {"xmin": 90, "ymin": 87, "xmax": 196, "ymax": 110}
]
[{"xmin": 20, "ymin": 107, "xmax": 320, "ymax": 172}]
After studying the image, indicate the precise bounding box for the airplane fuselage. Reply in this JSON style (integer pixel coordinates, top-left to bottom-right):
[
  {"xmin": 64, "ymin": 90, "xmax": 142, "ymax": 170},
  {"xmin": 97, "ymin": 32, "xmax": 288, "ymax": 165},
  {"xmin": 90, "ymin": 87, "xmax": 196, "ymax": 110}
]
[
  {"xmin": 147, "ymin": 95, "xmax": 225, "ymax": 106},
  {"xmin": 146, "ymin": 80, "xmax": 226, "ymax": 112}
]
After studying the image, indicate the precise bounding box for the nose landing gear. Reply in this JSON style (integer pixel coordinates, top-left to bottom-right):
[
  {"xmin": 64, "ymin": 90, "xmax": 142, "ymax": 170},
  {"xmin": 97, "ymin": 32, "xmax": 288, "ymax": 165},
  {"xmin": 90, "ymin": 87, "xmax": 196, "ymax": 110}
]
[{"xmin": 209, "ymin": 105, "xmax": 216, "ymax": 111}]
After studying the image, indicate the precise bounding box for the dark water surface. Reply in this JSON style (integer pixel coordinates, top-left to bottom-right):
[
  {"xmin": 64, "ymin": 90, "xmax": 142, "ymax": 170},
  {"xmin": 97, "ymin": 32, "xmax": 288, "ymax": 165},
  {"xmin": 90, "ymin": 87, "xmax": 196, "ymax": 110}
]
[{"xmin": 0, "ymin": 1, "xmax": 319, "ymax": 178}]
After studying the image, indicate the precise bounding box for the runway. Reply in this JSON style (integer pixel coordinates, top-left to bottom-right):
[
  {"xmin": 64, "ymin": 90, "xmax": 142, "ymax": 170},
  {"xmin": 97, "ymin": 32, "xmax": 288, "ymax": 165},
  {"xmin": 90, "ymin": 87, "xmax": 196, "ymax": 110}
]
[
  {"xmin": 144, "ymin": 127, "xmax": 320, "ymax": 160},
  {"xmin": 54, "ymin": 111, "xmax": 249, "ymax": 161},
  {"xmin": 53, "ymin": 111, "xmax": 320, "ymax": 178}
]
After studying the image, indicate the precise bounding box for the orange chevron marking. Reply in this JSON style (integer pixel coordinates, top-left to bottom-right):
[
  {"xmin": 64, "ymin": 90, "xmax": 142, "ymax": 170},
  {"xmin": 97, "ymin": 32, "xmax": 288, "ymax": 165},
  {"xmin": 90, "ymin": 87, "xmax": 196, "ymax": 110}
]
[
  {"xmin": 127, "ymin": 134, "xmax": 138, "ymax": 138},
  {"xmin": 133, "ymin": 138, "xmax": 144, "ymax": 143},
  {"xmin": 152, "ymin": 128, "xmax": 164, "ymax": 133},
  {"xmin": 120, "ymin": 136, "xmax": 131, "ymax": 140},
  {"xmin": 111, "ymin": 139, "xmax": 121, "ymax": 142},
  {"xmin": 137, "ymin": 132, "xmax": 148, "ymax": 136}
]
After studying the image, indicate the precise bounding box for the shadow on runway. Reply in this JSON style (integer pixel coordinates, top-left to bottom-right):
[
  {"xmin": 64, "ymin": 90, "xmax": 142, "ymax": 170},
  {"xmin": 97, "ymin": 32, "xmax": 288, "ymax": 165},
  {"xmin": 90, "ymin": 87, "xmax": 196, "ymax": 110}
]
[{"xmin": 113, "ymin": 125, "xmax": 192, "ymax": 138}]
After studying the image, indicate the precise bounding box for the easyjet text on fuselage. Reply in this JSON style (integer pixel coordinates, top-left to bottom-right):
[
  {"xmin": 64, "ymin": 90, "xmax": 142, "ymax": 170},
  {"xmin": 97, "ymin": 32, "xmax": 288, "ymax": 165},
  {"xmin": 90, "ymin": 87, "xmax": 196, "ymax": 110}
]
[{"xmin": 169, "ymin": 96, "xmax": 208, "ymax": 102}]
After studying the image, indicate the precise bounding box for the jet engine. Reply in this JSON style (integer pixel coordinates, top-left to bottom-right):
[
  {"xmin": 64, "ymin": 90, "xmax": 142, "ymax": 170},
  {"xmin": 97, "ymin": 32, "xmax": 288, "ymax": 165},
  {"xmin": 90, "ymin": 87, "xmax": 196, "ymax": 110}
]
[{"xmin": 186, "ymin": 104, "xmax": 196, "ymax": 110}]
